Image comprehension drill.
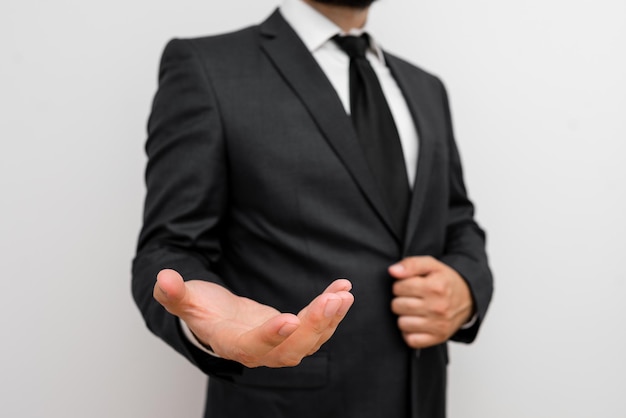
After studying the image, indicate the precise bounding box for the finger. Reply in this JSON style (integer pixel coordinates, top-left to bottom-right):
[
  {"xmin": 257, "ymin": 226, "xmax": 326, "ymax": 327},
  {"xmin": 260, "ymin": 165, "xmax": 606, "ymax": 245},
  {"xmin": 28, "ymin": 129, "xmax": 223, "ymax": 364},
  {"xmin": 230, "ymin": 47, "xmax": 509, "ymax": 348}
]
[
  {"xmin": 270, "ymin": 293, "xmax": 344, "ymax": 362},
  {"xmin": 397, "ymin": 315, "xmax": 436, "ymax": 335},
  {"xmin": 301, "ymin": 290, "xmax": 354, "ymax": 351},
  {"xmin": 299, "ymin": 293, "xmax": 344, "ymax": 330},
  {"xmin": 393, "ymin": 272, "xmax": 455, "ymax": 300},
  {"xmin": 388, "ymin": 256, "xmax": 439, "ymax": 279},
  {"xmin": 310, "ymin": 290, "xmax": 355, "ymax": 340},
  {"xmin": 391, "ymin": 296, "xmax": 425, "ymax": 316},
  {"xmin": 320, "ymin": 280, "xmax": 354, "ymax": 321},
  {"xmin": 234, "ymin": 313, "xmax": 301, "ymax": 366},
  {"xmin": 392, "ymin": 277, "xmax": 427, "ymax": 297},
  {"xmin": 304, "ymin": 290, "xmax": 354, "ymax": 355},
  {"xmin": 396, "ymin": 314, "xmax": 456, "ymax": 348},
  {"xmin": 153, "ymin": 269, "xmax": 188, "ymax": 314},
  {"xmin": 335, "ymin": 289, "xmax": 355, "ymax": 318},
  {"xmin": 323, "ymin": 278, "xmax": 353, "ymax": 294},
  {"xmin": 243, "ymin": 291, "xmax": 351, "ymax": 367},
  {"xmin": 402, "ymin": 332, "xmax": 442, "ymax": 349}
]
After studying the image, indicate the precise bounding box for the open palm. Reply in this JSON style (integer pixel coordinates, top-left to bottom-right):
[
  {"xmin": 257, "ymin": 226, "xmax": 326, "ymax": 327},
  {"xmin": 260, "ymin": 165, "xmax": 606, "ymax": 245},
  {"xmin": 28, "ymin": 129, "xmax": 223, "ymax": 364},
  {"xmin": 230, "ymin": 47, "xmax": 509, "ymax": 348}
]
[{"xmin": 154, "ymin": 269, "xmax": 354, "ymax": 368}]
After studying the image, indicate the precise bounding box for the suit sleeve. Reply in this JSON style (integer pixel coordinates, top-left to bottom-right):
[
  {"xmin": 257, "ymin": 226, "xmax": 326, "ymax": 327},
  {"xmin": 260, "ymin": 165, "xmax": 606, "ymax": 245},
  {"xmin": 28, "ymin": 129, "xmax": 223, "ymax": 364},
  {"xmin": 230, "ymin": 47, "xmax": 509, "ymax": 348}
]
[
  {"xmin": 436, "ymin": 81, "xmax": 494, "ymax": 344},
  {"xmin": 131, "ymin": 39, "xmax": 242, "ymax": 377}
]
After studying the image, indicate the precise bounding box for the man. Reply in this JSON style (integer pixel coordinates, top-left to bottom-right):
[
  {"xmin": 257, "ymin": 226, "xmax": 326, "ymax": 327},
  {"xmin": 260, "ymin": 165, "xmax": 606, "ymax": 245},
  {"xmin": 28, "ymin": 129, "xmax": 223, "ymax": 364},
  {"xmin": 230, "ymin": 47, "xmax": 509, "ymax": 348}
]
[{"xmin": 132, "ymin": 0, "xmax": 493, "ymax": 417}]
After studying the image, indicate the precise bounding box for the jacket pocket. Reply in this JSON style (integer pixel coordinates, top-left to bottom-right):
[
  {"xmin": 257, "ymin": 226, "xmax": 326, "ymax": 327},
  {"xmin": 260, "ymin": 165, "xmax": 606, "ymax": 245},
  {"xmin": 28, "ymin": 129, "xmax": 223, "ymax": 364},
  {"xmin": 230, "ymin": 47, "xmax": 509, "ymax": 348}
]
[{"xmin": 231, "ymin": 352, "xmax": 329, "ymax": 389}]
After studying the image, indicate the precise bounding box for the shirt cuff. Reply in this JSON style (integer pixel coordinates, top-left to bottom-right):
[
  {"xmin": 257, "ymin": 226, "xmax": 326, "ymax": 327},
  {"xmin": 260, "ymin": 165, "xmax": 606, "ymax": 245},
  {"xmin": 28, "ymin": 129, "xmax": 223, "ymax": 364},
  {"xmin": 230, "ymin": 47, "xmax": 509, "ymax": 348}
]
[
  {"xmin": 179, "ymin": 318, "xmax": 221, "ymax": 357},
  {"xmin": 460, "ymin": 313, "xmax": 478, "ymax": 330}
]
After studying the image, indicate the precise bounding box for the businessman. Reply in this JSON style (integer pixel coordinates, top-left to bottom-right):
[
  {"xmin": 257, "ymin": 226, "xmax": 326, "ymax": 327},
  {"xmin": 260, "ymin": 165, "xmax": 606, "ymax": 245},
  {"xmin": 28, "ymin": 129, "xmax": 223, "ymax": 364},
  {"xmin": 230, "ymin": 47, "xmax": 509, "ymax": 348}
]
[{"xmin": 132, "ymin": 0, "xmax": 493, "ymax": 417}]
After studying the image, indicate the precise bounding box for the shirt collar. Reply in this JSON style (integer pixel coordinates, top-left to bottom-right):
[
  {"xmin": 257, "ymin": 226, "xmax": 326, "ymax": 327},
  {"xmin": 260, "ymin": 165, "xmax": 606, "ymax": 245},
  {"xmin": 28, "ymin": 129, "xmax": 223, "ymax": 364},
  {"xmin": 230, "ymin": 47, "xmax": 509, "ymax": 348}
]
[{"xmin": 279, "ymin": 0, "xmax": 385, "ymax": 63}]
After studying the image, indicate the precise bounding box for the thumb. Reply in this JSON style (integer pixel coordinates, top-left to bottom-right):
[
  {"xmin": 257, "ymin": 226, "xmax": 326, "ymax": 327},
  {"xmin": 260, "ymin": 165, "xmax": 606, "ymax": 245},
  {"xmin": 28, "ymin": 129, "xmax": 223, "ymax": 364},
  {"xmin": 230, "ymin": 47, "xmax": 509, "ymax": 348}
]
[
  {"xmin": 153, "ymin": 269, "xmax": 188, "ymax": 314},
  {"xmin": 388, "ymin": 256, "xmax": 439, "ymax": 279}
]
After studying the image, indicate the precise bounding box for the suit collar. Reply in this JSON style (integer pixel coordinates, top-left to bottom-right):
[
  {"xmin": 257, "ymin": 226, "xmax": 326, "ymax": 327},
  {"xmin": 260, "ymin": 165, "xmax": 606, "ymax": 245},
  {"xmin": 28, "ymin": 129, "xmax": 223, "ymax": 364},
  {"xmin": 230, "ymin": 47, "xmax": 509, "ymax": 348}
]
[
  {"xmin": 279, "ymin": 0, "xmax": 339, "ymax": 52},
  {"xmin": 260, "ymin": 10, "xmax": 402, "ymax": 242},
  {"xmin": 279, "ymin": 0, "xmax": 386, "ymax": 63}
]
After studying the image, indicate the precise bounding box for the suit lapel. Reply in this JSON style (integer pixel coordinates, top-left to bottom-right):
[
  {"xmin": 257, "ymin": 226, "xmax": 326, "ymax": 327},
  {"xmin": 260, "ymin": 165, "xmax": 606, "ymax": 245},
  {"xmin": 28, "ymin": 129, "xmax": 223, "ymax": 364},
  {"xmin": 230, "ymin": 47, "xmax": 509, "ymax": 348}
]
[
  {"xmin": 259, "ymin": 11, "xmax": 400, "ymax": 241},
  {"xmin": 385, "ymin": 54, "xmax": 438, "ymax": 254}
]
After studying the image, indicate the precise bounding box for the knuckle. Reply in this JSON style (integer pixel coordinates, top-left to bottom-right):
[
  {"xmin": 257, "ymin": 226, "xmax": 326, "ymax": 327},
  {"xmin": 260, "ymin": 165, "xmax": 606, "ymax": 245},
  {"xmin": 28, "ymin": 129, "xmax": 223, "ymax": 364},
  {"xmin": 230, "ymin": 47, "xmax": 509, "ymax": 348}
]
[
  {"xmin": 430, "ymin": 282, "xmax": 447, "ymax": 296},
  {"xmin": 397, "ymin": 316, "xmax": 407, "ymax": 330},
  {"xmin": 405, "ymin": 333, "xmax": 424, "ymax": 349},
  {"xmin": 306, "ymin": 345, "xmax": 322, "ymax": 356},
  {"xmin": 232, "ymin": 347, "xmax": 258, "ymax": 367},
  {"xmin": 278, "ymin": 355, "xmax": 302, "ymax": 368},
  {"xmin": 309, "ymin": 321, "xmax": 327, "ymax": 334},
  {"xmin": 405, "ymin": 257, "xmax": 418, "ymax": 268},
  {"xmin": 397, "ymin": 315, "xmax": 417, "ymax": 332},
  {"xmin": 407, "ymin": 280, "xmax": 420, "ymax": 294},
  {"xmin": 431, "ymin": 301, "xmax": 450, "ymax": 316},
  {"xmin": 395, "ymin": 280, "xmax": 415, "ymax": 297},
  {"xmin": 240, "ymin": 358, "xmax": 260, "ymax": 368},
  {"xmin": 392, "ymin": 282, "xmax": 401, "ymax": 296},
  {"xmin": 391, "ymin": 298, "xmax": 402, "ymax": 314}
]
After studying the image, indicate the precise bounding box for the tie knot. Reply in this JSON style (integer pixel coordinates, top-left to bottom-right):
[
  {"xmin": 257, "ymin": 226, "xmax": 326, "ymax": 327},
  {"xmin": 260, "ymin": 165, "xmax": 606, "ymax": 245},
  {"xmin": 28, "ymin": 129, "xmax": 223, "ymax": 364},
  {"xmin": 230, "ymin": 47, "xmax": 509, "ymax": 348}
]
[{"xmin": 333, "ymin": 34, "xmax": 369, "ymax": 59}]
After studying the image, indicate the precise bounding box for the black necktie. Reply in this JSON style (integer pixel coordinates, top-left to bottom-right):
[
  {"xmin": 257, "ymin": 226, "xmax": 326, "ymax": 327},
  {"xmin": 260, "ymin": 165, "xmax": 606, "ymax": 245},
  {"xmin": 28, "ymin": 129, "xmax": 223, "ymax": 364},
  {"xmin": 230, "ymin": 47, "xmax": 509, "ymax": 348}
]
[{"xmin": 333, "ymin": 34, "xmax": 411, "ymax": 236}]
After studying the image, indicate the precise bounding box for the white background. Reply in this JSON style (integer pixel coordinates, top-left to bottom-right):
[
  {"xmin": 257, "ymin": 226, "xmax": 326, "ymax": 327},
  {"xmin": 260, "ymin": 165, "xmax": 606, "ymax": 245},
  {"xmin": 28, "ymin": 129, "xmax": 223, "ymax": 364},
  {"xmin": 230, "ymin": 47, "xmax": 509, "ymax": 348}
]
[{"xmin": 1, "ymin": 0, "xmax": 624, "ymax": 417}]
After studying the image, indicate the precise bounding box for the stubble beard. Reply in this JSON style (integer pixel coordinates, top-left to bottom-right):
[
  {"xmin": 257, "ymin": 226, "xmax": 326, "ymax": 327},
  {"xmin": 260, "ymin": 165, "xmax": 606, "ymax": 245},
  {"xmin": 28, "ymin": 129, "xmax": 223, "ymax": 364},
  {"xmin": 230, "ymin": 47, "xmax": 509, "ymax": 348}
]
[{"xmin": 311, "ymin": 0, "xmax": 376, "ymax": 8}]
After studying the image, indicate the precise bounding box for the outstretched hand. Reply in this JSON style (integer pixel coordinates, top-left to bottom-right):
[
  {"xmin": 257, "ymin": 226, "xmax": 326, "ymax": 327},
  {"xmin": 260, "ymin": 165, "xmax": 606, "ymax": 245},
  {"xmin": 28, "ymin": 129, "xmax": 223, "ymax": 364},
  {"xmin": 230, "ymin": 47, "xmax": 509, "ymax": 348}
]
[
  {"xmin": 389, "ymin": 256, "xmax": 473, "ymax": 349},
  {"xmin": 154, "ymin": 269, "xmax": 354, "ymax": 368}
]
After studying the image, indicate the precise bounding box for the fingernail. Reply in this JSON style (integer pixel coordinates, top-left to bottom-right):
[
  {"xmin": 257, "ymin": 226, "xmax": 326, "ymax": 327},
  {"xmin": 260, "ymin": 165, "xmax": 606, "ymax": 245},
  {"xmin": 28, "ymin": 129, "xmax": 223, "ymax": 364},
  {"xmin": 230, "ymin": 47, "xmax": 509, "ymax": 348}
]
[
  {"xmin": 324, "ymin": 298, "xmax": 341, "ymax": 318},
  {"xmin": 337, "ymin": 300, "xmax": 351, "ymax": 316},
  {"xmin": 278, "ymin": 322, "xmax": 298, "ymax": 337},
  {"xmin": 390, "ymin": 263, "xmax": 404, "ymax": 272},
  {"xmin": 157, "ymin": 285, "xmax": 169, "ymax": 298},
  {"xmin": 337, "ymin": 278, "xmax": 352, "ymax": 291}
]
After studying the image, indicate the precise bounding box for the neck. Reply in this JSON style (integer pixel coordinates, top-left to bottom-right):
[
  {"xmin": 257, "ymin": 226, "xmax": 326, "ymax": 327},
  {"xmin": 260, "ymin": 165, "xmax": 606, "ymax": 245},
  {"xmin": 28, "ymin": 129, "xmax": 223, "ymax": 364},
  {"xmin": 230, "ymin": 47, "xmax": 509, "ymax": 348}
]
[{"xmin": 302, "ymin": 0, "xmax": 370, "ymax": 32}]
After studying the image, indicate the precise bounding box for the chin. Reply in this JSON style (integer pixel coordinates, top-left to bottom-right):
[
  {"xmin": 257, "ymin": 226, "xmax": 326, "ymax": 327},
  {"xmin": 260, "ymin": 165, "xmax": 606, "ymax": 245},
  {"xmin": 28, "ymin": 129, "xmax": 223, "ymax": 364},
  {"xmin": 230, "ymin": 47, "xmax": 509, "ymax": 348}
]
[{"xmin": 312, "ymin": 0, "xmax": 376, "ymax": 8}]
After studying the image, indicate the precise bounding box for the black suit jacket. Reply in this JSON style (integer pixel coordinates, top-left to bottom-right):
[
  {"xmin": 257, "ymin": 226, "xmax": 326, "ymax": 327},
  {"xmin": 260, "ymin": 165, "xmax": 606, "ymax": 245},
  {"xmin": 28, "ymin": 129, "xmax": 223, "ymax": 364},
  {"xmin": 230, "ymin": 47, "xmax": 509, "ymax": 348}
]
[{"xmin": 132, "ymin": 10, "xmax": 493, "ymax": 418}]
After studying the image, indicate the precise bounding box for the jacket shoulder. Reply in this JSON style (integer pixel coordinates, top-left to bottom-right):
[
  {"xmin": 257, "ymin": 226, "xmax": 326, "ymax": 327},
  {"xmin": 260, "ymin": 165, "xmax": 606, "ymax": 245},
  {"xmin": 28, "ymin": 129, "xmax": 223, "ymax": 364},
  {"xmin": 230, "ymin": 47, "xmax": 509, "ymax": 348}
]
[
  {"xmin": 163, "ymin": 24, "xmax": 261, "ymax": 58},
  {"xmin": 384, "ymin": 51, "xmax": 445, "ymax": 88}
]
